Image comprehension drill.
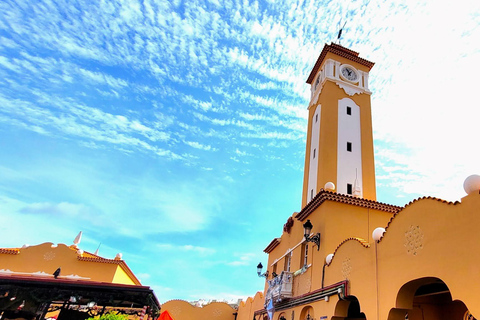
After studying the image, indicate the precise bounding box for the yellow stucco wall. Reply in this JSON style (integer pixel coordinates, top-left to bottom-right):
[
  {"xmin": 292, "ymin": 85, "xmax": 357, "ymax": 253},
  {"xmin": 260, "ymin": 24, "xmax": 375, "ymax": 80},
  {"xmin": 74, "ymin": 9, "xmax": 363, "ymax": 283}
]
[
  {"xmin": 112, "ymin": 264, "xmax": 137, "ymax": 285},
  {"xmin": 261, "ymin": 203, "xmax": 392, "ymax": 294},
  {"xmin": 244, "ymin": 191, "xmax": 480, "ymax": 320},
  {"xmin": 162, "ymin": 299, "xmax": 237, "ymax": 320},
  {"xmin": 237, "ymin": 292, "xmax": 264, "ymax": 320},
  {"xmin": 0, "ymin": 242, "xmax": 138, "ymax": 285}
]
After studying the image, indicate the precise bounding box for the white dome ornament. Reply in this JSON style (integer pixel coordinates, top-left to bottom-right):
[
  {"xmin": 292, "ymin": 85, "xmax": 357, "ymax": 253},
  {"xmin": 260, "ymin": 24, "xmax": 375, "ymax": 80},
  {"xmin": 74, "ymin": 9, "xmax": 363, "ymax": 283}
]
[
  {"xmin": 324, "ymin": 182, "xmax": 335, "ymax": 192},
  {"xmin": 325, "ymin": 253, "xmax": 334, "ymax": 265},
  {"xmin": 463, "ymin": 175, "xmax": 480, "ymax": 195},
  {"xmin": 372, "ymin": 227, "xmax": 386, "ymax": 242}
]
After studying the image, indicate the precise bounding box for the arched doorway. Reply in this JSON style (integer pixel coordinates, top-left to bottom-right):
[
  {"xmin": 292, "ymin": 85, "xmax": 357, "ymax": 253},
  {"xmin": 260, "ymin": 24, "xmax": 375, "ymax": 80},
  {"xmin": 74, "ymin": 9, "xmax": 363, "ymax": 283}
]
[
  {"xmin": 388, "ymin": 277, "xmax": 470, "ymax": 320},
  {"xmin": 333, "ymin": 296, "xmax": 366, "ymax": 320},
  {"xmin": 300, "ymin": 306, "xmax": 314, "ymax": 320}
]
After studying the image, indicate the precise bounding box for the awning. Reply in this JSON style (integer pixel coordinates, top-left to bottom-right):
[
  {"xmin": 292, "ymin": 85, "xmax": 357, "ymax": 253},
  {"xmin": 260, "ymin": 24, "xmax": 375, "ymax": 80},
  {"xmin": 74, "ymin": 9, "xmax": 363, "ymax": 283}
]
[{"xmin": 0, "ymin": 274, "xmax": 161, "ymax": 319}]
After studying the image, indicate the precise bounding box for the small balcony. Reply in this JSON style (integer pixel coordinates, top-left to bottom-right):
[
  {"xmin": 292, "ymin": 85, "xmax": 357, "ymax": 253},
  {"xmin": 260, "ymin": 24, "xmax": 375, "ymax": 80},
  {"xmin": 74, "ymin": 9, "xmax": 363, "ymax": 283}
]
[{"xmin": 265, "ymin": 271, "xmax": 293, "ymax": 303}]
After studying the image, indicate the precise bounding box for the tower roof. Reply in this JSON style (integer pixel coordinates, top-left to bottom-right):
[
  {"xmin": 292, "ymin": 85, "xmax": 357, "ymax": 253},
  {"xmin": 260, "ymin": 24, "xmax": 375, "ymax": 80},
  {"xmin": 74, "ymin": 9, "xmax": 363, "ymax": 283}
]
[
  {"xmin": 306, "ymin": 43, "xmax": 375, "ymax": 84},
  {"xmin": 295, "ymin": 189, "xmax": 401, "ymax": 221}
]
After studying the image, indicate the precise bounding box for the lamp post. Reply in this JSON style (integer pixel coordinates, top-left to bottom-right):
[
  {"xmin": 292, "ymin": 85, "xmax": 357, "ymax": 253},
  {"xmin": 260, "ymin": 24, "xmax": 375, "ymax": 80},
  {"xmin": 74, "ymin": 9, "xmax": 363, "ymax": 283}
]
[
  {"xmin": 256, "ymin": 262, "xmax": 269, "ymax": 278},
  {"xmin": 303, "ymin": 219, "xmax": 320, "ymax": 250}
]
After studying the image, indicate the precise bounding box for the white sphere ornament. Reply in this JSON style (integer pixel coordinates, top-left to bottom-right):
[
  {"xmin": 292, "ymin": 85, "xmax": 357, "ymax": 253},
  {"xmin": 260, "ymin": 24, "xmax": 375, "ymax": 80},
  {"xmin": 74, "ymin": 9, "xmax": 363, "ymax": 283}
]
[
  {"xmin": 372, "ymin": 227, "xmax": 386, "ymax": 242},
  {"xmin": 325, "ymin": 253, "xmax": 334, "ymax": 265},
  {"xmin": 324, "ymin": 182, "xmax": 335, "ymax": 191},
  {"xmin": 463, "ymin": 175, "xmax": 480, "ymax": 195}
]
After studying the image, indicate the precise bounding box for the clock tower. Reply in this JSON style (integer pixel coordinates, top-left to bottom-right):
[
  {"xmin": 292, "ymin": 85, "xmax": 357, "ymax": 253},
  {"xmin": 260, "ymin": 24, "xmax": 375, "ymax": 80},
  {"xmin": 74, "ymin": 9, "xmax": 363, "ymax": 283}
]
[{"xmin": 301, "ymin": 43, "xmax": 376, "ymax": 208}]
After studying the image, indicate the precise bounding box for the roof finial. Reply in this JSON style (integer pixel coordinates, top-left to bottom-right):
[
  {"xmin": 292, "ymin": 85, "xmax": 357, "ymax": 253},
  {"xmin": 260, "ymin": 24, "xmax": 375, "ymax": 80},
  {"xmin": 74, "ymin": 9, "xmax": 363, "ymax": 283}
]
[
  {"xmin": 73, "ymin": 231, "xmax": 82, "ymax": 247},
  {"xmin": 94, "ymin": 243, "xmax": 101, "ymax": 256},
  {"xmin": 353, "ymin": 168, "xmax": 362, "ymax": 197}
]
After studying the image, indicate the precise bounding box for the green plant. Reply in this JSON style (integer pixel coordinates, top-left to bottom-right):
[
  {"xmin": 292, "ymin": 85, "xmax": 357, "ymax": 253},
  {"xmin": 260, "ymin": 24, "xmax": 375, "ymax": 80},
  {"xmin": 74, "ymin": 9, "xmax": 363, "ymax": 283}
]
[{"xmin": 87, "ymin": 312, "xmax": 128, "ymax": 320}]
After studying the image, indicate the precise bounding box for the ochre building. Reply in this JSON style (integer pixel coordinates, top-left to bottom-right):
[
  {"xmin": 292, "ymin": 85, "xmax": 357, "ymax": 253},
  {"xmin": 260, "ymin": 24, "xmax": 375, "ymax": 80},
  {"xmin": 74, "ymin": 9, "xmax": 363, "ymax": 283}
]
[
  {"xmin": 0, "ymin": 238, "xmax": 160, "ymax": 319},
  {"xmin": 235, "ymin": 43, "xmax": 480, "ymax": 320}
]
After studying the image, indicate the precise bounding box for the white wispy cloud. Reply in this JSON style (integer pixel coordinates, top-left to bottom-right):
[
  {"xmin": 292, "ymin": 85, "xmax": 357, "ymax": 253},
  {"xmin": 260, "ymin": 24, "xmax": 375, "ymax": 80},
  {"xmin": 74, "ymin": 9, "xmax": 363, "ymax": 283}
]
[
  {"xmin": 156, "ymin": 244, "xmax": 216, "ymax": 257},
  {"xmin": 1, "ymin": 0, "xmax": 479, "ymax": 303}
]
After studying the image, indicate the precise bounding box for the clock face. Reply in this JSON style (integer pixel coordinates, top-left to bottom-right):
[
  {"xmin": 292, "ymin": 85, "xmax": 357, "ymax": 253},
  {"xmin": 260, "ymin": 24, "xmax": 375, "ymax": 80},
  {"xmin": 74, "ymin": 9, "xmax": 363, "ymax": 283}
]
[{"xmin": 341, "ymin": 66, "xmax": 358, "ymax": 82}]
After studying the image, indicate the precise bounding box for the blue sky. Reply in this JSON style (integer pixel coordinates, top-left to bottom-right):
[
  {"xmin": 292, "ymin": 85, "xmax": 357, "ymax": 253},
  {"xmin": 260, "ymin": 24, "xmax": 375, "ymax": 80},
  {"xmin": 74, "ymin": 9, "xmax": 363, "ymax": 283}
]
[{"xmin": 0, "ymin": 0, "xmax": 479, "ymax": 303}]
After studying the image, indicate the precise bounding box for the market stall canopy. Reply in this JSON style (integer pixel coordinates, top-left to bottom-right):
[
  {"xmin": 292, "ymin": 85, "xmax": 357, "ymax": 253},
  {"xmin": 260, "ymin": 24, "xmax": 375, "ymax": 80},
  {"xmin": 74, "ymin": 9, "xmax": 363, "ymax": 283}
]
[{"xmin": 0, "ymin": 274, "xmax": 160, "ymax": 319}]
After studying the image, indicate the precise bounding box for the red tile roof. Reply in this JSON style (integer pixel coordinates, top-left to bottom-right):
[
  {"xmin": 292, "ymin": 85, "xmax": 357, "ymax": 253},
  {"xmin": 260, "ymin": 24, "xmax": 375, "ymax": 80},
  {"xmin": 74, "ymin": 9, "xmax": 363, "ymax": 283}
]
[
  {"xmin": 295, "ymin": 189, "xmax": 401, "ymax": 221},
  {"xmin": 0, "ymin": 248, "xmax": 20, "ymax": 255},
  {"xmin": 263, "ymin": 238, "xmax": 281, "ymax": 253},
  {"xmin": 306, "ymin": 43, "xmax": 375, "ymax": 84},
  {"xmin": 77, "ymin": 254, "xmax": 141, "ymax": 285},
  {"xmin": 332, "ymin": 237, "xmax": 370, "ymax": 256}
]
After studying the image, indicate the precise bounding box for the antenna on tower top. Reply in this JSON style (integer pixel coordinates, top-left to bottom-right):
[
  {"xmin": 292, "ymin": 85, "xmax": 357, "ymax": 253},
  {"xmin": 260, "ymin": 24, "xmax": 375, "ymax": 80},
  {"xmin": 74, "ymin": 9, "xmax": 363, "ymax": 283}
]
[{"xmin": 337, "ymin": 21, "xmax": 347, "ymax": 45}]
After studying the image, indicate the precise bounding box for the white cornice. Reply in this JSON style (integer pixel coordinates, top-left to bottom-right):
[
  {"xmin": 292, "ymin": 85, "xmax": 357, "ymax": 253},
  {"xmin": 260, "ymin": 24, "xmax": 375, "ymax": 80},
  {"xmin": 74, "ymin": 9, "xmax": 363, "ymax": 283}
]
[
  {"xmin": 309, "ymin": 59, "xmax": 371, "ymax": 103},
  {"xmin": 334, "ymin": 79, "xmax": 372, "ymax": 96}
]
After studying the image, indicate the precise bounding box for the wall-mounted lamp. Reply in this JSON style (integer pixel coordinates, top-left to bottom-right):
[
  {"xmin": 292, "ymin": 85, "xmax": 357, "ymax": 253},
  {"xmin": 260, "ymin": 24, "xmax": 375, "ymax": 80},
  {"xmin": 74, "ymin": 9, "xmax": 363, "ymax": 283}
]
[
  {"xmin": 303, "ymin": 220, "xmax": 320, "ymax": 251},
  {"xmin": 257, "ymin": 262, "xmax": 269, "ymax": 278}
]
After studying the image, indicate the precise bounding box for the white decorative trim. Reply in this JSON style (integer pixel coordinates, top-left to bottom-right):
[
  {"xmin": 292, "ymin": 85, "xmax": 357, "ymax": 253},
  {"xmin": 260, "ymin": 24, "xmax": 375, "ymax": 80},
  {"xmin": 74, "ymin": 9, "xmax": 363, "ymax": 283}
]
[
  {"xmin": 64, "ymin": 274, "xmax": 90, "ymax": 280},
  {"xmin": 0, "ymin": 269, "xmax": 90, "ymax": 279},
  {"xmin": 32, "ymin": 271, "xmax": 51, "ymax": 277},
  {"xmin": 335, "ymin": 81, "xmax": 365, "ymax": 96},
  {"xmin": 271, "ymin": 238, "xmax": 307, "ymax": 267},
  {"xmin": 310, "ymin": 89, "xmax": 321, "ymax": 107},
  {"xmin": 337, "ymin": 98, "xmax": 363, "ymax": 198},
  {"xmin": 310, "ymin": 59, "xmax": 372, "ymax": 101}
]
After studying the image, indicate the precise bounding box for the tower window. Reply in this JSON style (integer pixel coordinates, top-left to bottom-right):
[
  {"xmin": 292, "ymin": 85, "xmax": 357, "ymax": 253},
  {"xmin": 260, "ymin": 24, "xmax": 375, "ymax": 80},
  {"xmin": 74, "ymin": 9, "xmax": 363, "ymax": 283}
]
[
  {"xmin": 313, "ymin": 148, "xmax": 316, "ymax": 159},
  {"xmin": 347, "ymin": 184, "xmax": 353, "ymax": 195},
  {"xmin": 347, "ymin": 142, "xmax": 352, "ymax": 152},
  {"xmin": 347, "ymin": 106, "xmax": 352, "ymax": 115},
  {"xmin": 315, "ymin": 114, "xmax": 318, "ymax": 123},
  {"xmin": 311, "ymin": 189, "xmax": 314, "ymax": 200}
]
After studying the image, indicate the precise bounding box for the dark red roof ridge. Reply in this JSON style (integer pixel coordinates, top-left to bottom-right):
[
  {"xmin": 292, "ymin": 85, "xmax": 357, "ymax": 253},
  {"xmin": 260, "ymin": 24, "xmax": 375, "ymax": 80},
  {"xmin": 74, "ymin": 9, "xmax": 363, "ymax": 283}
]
[
  {"xmin": 263, "ymin": 238, "xmax": 281, "ymax": 253},
  {"xmin": 332, "ymin": 237, "xmax": 370, "ymax": 257},
  {"xmin": 0, "ymin": 248, "xmax": 20, "ymax": 255},
  {"xmin": 306, "ymin": 43, "xmax": 375, "ymax": 84},
  {"xmin": 295, "ymin": 189, "xmax": 401, "ymax": 221}
]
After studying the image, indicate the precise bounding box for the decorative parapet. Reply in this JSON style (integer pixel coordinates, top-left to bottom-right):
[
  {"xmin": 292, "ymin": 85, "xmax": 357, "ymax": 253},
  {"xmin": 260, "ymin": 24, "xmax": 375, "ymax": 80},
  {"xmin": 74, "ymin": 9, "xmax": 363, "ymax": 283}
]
[{"xmin": 265, "ymin": 271, "xmax": 293, "ymax": 304}]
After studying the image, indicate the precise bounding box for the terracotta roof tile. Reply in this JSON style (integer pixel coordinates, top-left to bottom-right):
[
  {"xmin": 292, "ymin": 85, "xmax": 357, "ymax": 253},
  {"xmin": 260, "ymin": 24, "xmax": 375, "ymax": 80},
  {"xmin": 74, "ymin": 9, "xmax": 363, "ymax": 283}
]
[
  {"xmin": 295, "ymin": 189, "xmax": 401, "ymax": 221},
  {"xmin": 333, "ymin": 237, "xmax": 370, "ymax": 255},
  {"xmin": 77, "ymin": 255, "xmax": 141, "ymax": 285},
  {"xmin": 263, "ymin": 238, "xmax": 281, "ymax": 253},
  {"xmin": 0, "ymin": 248, "xmax": 20, "ymax": 255},
  {"xmin": 306, "ymin": 43, "xmax": 375, "ymax": 84},
  {"xmin": 324, "ymin": 237, "xmax": 370, "ymax": 267}
]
